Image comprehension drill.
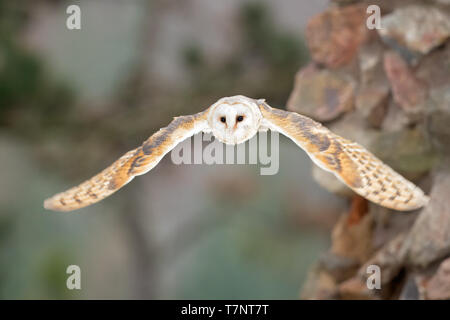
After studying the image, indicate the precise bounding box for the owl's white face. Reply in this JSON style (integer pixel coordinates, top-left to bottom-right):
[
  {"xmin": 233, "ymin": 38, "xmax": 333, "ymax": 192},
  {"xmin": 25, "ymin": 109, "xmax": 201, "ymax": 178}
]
[{"xmin": 208, "ymin": 95, "xmax": 263, "ymax": 145}]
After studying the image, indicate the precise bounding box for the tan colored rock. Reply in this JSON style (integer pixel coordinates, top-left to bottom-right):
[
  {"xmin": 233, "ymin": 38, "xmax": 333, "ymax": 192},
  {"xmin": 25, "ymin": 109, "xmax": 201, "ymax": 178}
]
[
  {"xmin": 331, "ymin": 197, "xmax": 374, "ymax": 264},
  {"xmin": 358, "ymin": 233, "xmax": 408, "ymax": 286},
  {"xmin": 399, "ymin": 274, "xmax": 420, "ymax": 300},
  {"xmin": 427, "ymin": 86, "xmax": 450, "ymax": 154},
  {"xmin": 300, "ymin": 265, "xmax": 338, "ymax": 300},
  {"xmin": 329, "ymin": 111, "xmax": 379, "ymax": 149},
  {"xmin": 406, "ymin": 169, "xmax": 450, "ymax": 267},
  {"xmin": 359, "ymin": 40, "xmax": 384, "ymax": 84},
  {"xmin": 287, "ymin": 63, "xmax": 355, "ymax": 121},
  {"xmin": 306, "ymin": 4, "xmax": 370, "ymax": 69},
  {"xmin": 371, "ymin": 128, "xmax": 436, "ymax": 180},
  {"xmin": 356, "ymin": 42, "xmax": 390, "ymax": 127},
  {"xmin": 371, "ymin": 204, "xmax": 418, "ymax": 249},
  {"xmin": 416, "ymin": 43, "xmax": 450, "ymax": 89},
  {"xmin": 378, "ymin": 5, "xmax": 450, "ymax": 54},
  {"xmin": 383, "ymin": 51, "xmax": 427, "ymax": 114},
  {"xmin": 338, "ymin": 276, "xmax": 378, "ymax": 300},
  {"xmin": 355, "ymin": 85, "xmax": 389, "ymax": 128},
  {"xmin": 318, "ymin": 252, "xmax": 360, "ymax": 283},
  {"xmin": 417, "ymin": 44, "xmax": 450, "ymax": 153},
  {"xmin": 416, "ymin": 45, "xmax": 450, "ymax": 154},
  {"xmin": 426, "ymin": 258, "xmax": 450, "ymax": 300},
  {"xmin": 381, "ymin": 100, "xmax": 411, "ymax": 132}
]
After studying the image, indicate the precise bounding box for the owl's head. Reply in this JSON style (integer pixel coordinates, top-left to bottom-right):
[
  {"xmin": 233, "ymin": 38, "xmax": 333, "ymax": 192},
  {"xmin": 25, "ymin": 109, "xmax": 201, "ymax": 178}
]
[{"xmin": 208, "ymin": 95, "xmax": 263, "ymax": 145}]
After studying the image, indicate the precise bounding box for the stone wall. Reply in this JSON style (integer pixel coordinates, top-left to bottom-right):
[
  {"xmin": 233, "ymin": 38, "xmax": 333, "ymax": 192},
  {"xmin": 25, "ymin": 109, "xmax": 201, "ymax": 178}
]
[{"xmin": 294, "ymin": 0, "xmax": 450, "ymax": 299}]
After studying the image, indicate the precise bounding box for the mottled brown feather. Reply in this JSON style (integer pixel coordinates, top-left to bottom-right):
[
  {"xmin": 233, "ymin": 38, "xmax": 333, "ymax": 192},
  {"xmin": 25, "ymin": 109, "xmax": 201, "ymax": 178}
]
[
  {"xmin": 259, "ymin": 103, "xmax": 429, "ymax": 211},
  {"xmin": 44, "ymin": 111, "xmax": 209, "ymax": 212}
]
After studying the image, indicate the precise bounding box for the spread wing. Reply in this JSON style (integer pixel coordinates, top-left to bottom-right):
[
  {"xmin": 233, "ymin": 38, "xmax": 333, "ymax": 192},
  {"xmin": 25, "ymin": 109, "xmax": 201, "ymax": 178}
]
[
  {"xmin": 259, "ymin": 103, "xmax": 429, "ymax": 211},
  {"xmin": 44, "ymin": 111, "xmax": 210, "ymax": 212}
]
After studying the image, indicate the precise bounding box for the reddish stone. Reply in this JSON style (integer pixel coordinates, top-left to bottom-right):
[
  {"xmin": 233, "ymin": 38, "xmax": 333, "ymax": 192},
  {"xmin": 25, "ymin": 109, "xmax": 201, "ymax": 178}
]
[
  {"xmin": 347, "ymin": 195, "xmax": 369, "ymax": 226},
  {"xmin": 359, "ymin": 233, "xmax": 408, "ymax": 287},
  {"xmin": 355, "ymin": 85, "xmax": 389, "ymax": 127},
  {"xmin": 331, "ymin": 209, "xmax": 374, "ymax": 264},
  {"xmin": 306, "ymin": 4, "xmax": 370, "ymax": 69},
  {"xmin": 338, "ymin": 277, "xmax": 378, "ymax": 300},
  {"xmin": 383, "ymin": 52, "xmax": 427, "ymax": 113},
  {"xmin": 287, "ymin": 63, "xmax": 355, "ymax": 122}
]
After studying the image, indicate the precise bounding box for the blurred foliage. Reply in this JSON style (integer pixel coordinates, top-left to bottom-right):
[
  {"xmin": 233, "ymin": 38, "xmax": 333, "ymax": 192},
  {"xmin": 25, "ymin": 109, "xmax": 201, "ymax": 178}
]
[
  {"xmin": 241, "ymin": 2, "xmax": 304, "ymax": 68},
  {"xmin": 0, "ymin": 0, "xmax": 74, "ymax": 136},
  {"xmin": 0, "ymin": 0, "xmax": 323, "ymax": 300},
  {"xmin": 175, "ymin": 189, "xmax": 328, "ymax": 299},
  {"xmin": 180, "ymin": 2, "xmax": 308, "ymax": 107},
  {"xmin": 37, "ymin": 249, "xmax": 74, "ymax": 299}
]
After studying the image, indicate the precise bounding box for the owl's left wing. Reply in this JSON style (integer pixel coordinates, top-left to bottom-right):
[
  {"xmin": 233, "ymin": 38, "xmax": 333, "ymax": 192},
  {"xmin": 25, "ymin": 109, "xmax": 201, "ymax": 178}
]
[
  {"xmin": 44, "ymin": 110, "xmax": 210, "ymax": 212},
  {"xmin": 259, "ymin": 102, "xmax": 429, "ymax": 211}
]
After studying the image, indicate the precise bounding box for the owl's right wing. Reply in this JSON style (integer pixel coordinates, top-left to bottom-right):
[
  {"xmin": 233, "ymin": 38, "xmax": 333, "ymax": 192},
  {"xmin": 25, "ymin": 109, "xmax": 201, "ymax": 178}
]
[
  {"xmin": 44, "ymin": 110, "xmax": 210, "ymax": 212},
  {"xmin": 259, "ymin": 102, "xmax": 429, "ymax": 211}
]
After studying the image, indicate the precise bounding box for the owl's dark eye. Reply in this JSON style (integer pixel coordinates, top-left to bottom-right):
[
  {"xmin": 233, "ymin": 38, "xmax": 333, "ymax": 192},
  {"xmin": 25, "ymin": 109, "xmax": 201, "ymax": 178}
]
[
  {"xmin": 220, "ymin": 116, "xmax": 226, "ymax": 123},
  {"xmin": 236, "ymin": 115, "xmax": 244, "ymax": 122}
]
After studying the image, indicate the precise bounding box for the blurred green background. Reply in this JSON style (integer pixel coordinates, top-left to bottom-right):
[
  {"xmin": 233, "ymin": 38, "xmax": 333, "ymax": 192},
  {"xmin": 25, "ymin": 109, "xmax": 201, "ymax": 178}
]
[{"xmin": 0, "ymin": 0, "xmax": 347, "ymax": 299}]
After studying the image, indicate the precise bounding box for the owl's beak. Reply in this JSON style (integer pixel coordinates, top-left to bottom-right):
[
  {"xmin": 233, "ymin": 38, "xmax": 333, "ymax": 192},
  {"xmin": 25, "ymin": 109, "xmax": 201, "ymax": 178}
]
[{"xmin": 222, "ymin": 128, "xmax": 237, "ymax": 145}]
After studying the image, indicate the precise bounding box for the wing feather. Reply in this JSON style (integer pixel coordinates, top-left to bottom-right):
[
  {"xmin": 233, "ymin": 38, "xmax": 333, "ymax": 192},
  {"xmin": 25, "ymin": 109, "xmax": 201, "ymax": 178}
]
[
  {"xmin": 259, "ymin": 102, "xmax": 429, "ymax": 211},
  {"xmin": 44, "ymin": 110, "xmax": 209, "ymax": 212}
]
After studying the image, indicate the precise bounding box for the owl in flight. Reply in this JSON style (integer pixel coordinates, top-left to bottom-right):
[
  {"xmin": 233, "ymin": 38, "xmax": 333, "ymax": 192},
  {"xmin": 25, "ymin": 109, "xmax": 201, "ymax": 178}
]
[{"xmin": 44, "ymin": 95, "xmax": 429, "ymax": 212}]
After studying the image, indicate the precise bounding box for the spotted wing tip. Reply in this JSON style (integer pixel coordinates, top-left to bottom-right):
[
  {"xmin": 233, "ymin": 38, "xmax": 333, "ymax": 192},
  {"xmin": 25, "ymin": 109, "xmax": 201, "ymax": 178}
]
[
  {"xmin": 413, "ymin": 188, "xmax": 430, "ymax": 209},
  {"xmin": 44, "ymin": 197, "xmax": 57, "ymax": 211},
  {"xmin": 422, "ymin": 194, "xmax": 430, "ymax": 206},
  {"xmin": 43, "ymin": 196, "xmax": 67, "ymax": 212},
  {"xmin": 43, "ymin": 198, "xmax": 53, "ymax": 210},
  {"xmin": 397, "ymin": 193, "xmax": 430, "ymax": 212}
]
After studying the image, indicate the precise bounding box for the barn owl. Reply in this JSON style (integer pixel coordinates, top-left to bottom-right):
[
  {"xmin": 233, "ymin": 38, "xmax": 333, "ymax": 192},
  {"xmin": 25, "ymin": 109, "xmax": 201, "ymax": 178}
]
[{"xmin": 44, "ymin": 95, "xmax": 429, "ymax": 212}]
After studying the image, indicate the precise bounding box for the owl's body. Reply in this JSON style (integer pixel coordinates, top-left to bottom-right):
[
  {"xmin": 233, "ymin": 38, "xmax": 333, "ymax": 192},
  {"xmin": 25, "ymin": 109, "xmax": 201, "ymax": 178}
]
[{"xmin": 44, "ymin": 95, "xmax": 429, "ymax": 212}]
